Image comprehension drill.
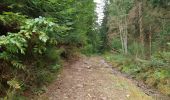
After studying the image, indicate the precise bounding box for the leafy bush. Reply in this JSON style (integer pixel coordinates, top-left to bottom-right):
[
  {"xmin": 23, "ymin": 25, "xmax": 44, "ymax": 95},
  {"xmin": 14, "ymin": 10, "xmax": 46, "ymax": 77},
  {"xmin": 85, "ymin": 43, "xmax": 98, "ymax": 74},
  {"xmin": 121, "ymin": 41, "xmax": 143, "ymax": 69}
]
[
  {"xmin": 149, "ymin": 0, "xmax": 170, "ymax": 8},
  {"xmin": 111, "ymin": 38, "xmax": 122, "ymax": 51},
  {"xmin": 128, "ymin": 42, "xmax": 145, "ymax": 58},
  {"xmin": 0, "ymin": 0, "xmax": 98, "ymax": 98},
  {"xmin": 0, "ymin": 16, "xmax": 66, "ymax": 98}
]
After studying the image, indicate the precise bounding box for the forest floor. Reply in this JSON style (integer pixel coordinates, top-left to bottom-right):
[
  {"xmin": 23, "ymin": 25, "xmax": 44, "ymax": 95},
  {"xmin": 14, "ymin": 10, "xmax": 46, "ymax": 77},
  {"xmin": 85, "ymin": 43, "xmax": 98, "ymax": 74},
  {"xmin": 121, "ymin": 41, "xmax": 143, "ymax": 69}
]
[{"xmin": 38, "ymin": 56, "xmax": 169, "ymax": 100}]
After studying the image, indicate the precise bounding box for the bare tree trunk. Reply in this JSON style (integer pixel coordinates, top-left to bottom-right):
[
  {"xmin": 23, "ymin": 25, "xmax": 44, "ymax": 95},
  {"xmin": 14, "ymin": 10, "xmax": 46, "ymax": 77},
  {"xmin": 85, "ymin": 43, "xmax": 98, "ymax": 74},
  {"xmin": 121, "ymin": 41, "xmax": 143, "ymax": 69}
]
[
  {"xmin": 119, "ymin": 18, "xmax": 128, "ymax": 54},
  {"xmin": 119, "ymin": 25, "xmax": 125, "ymax": 53},
  {"xmin": 116, "ymin": 0, "xmax": 128, "ymax": 54},
  {"xmin": 147, "ymin": 26, "xmax": 152, "ymax": 59},
  {"xmin": 149, "ymin": 27, "xmax": 152, "ymax": 58},
  {"xmin": 137, "ymin": 0, "xmax": 145, "ymax": 58},
  {"xmin": 139, "ymin": 1, "xmax": 144, "ymax": 46},
  {"xmin": 124, "ymin": 15, "xmax": 128, "ymax": 54}
]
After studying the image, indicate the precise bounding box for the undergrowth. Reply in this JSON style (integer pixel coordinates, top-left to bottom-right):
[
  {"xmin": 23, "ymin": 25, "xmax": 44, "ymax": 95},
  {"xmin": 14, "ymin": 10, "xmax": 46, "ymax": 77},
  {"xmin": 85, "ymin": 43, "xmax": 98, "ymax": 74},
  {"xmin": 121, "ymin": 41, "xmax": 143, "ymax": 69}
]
[
  {"xmin": 0, "ymin": 0, "xmax": 100, "ymax": 99},
  {"xmin": 104, "ymin": 52, "xmax": 170, "ymax": 96}
]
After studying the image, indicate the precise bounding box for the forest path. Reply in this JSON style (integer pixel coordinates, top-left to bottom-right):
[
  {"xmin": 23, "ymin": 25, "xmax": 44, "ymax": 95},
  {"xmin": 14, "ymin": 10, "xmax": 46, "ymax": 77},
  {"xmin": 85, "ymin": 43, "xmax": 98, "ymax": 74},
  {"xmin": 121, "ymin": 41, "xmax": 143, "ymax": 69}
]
[{"xmin": 39, "ymin": 56, "xmax": 153, "ymax": 100}]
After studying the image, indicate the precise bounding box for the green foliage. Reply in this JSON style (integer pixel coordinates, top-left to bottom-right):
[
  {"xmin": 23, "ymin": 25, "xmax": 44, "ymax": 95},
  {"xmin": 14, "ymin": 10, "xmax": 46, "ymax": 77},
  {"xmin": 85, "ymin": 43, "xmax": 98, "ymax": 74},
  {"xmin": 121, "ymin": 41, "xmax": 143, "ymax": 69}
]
[
  {"xmin": 108, "ymin": 0, "xmax": 134, "ymax": 16},
  {"xmin": 104, "ymin": 53, "xmax": 128, "ymax": 63},
  {"xmin": 122, "ymin": 63, "xmax": 141, "ymax": 74},
  {"xmin": 1, "ymin": 79, "xmax": 21, "ymax": 100},
  {"xmin": 106, "ymin": 0, "xmax": 170, "ymax": 96},
  {"xmin": 104, "ymin": 52, "xmax": 170, "ymax": 95},
  {"xmin": 45, "ymin": 47, "xmax": 62, "ymax": 62},
  {"xmin": 154, "ymin": 70, "xmax": 170, "ymax": 80},
  {"xmin": 0, "ymin": 33, "xmax": 27, "ymax": 70},
  {"xmin": 0, "ymin": 0, "xmax": 98, "ymax": 98},
  {"xmin": 0, "ymin": 33, "xmax": 27, "ymax": 53},
  {"xmin": 82, "ymin": 44, "xmax": 94, "ymax": 55},
  {"xmin": 7, "ymin": 79, "xmax": 21, "ymax": 89},
  {"xmin": 111, "ymin": 38, "xmax": 122, "ymax": 51},
  {"xmin": 128, "ymin": 42, "xmax": 145, "ymax": 58},
  {"xmin": 0, "ymin": 12, "xmax": 26, "ymax": 26},
  {"xmin": 149, "ymin": 0, "xmax": 170, "ymax": 8},
  {"xmin": 0, "ymin": 17, "xmax": 64, "ymax": 70}
]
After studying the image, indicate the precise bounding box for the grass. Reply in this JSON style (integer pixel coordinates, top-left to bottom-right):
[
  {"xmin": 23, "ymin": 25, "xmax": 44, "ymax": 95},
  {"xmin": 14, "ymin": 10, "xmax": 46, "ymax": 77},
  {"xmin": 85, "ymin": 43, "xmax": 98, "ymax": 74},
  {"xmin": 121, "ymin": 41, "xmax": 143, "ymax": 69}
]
[{"xmin": 103, "ymin": 52, "xmax": 170, "ymax": 96}]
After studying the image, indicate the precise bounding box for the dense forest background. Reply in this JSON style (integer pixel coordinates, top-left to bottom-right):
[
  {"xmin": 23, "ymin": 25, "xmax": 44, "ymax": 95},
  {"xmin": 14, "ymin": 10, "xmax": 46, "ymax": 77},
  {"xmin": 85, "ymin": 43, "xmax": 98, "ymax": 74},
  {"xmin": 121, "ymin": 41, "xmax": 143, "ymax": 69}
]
[
  {"xmin": 0, "ymin": 0, "xmax": 170, "ymax": 99},
  {"xmin": 105, "ymin": 0, "xmax": 170, "ymax": 96}
]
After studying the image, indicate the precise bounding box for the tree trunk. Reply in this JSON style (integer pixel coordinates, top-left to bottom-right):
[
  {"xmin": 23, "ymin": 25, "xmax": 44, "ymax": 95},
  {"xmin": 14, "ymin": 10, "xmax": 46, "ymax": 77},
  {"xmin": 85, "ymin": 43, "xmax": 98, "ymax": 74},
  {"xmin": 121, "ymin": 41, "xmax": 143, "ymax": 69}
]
[{"xmin": 139, "ymin": 1, "xmax": 144, "ymax": 46}]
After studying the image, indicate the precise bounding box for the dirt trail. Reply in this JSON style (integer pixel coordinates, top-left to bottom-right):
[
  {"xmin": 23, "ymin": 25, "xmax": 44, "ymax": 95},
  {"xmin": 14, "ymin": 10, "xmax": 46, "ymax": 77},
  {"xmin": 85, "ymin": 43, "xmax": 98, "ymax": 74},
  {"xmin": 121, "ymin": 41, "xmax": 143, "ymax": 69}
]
[{"xmin": 39, "ymin": 56, "xmax": 156, "ymax": 100}]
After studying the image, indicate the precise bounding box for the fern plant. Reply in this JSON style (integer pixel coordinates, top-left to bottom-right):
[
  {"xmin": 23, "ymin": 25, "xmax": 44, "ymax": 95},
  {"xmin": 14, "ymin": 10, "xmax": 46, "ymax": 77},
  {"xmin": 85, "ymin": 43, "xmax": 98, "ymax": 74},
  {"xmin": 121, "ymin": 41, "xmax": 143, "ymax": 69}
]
[
  {"xmin": 0, "ymin": 16, "xmax": 67, "ymax": 70},
  {"xmin": 0, "ymin": 33, "xmax": 27, "ymax": 69},
  {"xmin": 0, "ymin": 12, "xmax": 26, "ymax": 26}
]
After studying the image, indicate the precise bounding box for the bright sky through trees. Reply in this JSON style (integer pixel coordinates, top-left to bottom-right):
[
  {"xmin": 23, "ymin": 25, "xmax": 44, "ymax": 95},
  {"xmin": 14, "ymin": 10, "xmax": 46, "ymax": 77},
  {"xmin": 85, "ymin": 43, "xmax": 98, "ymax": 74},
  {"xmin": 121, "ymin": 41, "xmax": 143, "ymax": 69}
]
[{"xmin": 94, "ymin": 0, "xmax": 105, "ymax": 25}]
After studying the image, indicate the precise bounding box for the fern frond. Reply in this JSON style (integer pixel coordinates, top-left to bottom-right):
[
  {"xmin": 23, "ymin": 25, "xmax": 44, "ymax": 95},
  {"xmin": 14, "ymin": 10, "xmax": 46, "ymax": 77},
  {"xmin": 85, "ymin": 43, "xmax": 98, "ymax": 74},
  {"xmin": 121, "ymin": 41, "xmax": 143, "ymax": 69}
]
[{"xmin": 11, "ymin": 60, "xmax": 26, "ymax": 69}]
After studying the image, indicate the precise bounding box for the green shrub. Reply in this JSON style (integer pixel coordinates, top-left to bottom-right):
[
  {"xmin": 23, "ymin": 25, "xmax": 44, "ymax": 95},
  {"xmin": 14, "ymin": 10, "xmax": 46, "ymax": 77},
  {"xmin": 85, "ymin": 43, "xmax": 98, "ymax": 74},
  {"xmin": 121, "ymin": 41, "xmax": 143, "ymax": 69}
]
[
  {"xmin": 128, "ymin": 42, "xmax": 145, "ymax": 58},
  {"xmin": 0, "ymin": 0, "xmax": 98, "ymax": 98},
  {"xmin": 82, "ymin": 44, "xmax": 94, "ymax": 55},
  {"xmin": 111, "ymin": 38, "xmax": 122, "ymax": 51},
  {"xmin": 0, "ymin": 16, "xmax": 65, "ymax": 98},
  {"xmin": 104, "ymin": 52, "xmax": 170, "ymax": 95}
]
